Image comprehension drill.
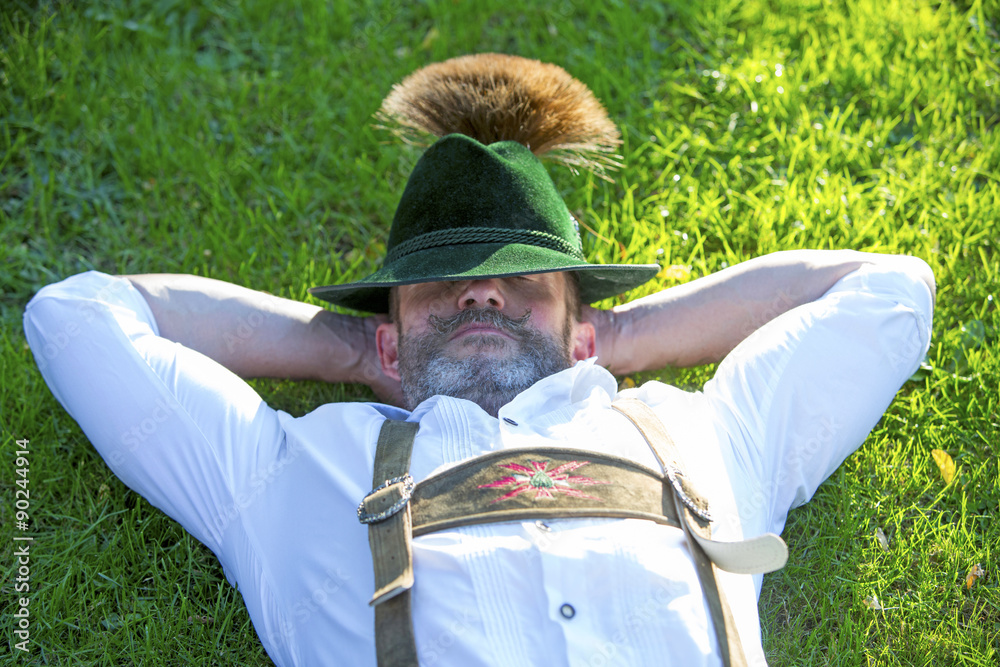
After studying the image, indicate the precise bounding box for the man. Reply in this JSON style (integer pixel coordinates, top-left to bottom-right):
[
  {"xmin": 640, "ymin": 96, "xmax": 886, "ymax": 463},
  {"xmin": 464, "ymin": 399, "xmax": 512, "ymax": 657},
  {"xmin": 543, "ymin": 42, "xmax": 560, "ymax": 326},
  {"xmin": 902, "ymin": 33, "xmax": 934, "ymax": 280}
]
[{"xmin": 25, "ymin": 55, "xmax": 934, "ymax": 666}]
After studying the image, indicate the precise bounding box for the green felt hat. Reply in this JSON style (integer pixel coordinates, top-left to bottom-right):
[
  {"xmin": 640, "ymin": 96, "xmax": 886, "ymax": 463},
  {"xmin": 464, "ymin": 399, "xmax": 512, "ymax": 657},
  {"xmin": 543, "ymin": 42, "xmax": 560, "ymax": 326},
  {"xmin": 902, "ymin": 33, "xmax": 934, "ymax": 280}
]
[{"xmin": 309, "ymin": 134, "xmax": 659, "ymax": 313}]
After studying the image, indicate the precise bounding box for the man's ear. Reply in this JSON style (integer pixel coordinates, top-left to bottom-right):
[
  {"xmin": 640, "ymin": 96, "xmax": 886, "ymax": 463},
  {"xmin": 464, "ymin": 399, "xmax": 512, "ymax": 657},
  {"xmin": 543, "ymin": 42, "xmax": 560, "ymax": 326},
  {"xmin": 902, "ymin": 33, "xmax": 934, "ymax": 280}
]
[
  {"xmin": 375, "ymin": 322, "xmax": 401, "ymax": 381},
  {"xmin": 570, "ymin": 320, "xmax": 596, "ymax": 362}
]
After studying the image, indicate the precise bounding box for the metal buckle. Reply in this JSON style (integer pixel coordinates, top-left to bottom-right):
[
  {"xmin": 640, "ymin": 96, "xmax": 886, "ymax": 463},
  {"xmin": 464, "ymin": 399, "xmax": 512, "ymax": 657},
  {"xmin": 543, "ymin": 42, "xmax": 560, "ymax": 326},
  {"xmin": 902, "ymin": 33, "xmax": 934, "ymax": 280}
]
[
  {"xmin": 357, "ymin": 474, "xmax": 415, "ymax": 524},
  {"xmin": 665, "ymin": 467, "xmax": 712, "ymax": 523}
]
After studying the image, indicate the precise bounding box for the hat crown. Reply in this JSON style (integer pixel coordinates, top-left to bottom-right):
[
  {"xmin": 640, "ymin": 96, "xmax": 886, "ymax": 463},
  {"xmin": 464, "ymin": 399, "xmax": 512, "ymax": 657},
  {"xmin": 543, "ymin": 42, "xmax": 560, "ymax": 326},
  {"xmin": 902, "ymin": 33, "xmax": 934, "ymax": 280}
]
[{"xmin": 386, "ymin": 135, "xmax": 583, "ymax": 263}]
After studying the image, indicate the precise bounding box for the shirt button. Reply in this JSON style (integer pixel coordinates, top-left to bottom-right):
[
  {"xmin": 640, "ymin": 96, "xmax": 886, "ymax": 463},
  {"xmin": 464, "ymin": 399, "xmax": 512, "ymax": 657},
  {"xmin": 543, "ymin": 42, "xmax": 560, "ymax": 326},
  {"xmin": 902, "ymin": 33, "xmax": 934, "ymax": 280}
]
[
  {"xmin": 503, "ymin": 417, "xmax": 518, "ymax": 426},
  {"xmin": 559, "ymin": 603, "xmax": 575, "ymax": 619}
]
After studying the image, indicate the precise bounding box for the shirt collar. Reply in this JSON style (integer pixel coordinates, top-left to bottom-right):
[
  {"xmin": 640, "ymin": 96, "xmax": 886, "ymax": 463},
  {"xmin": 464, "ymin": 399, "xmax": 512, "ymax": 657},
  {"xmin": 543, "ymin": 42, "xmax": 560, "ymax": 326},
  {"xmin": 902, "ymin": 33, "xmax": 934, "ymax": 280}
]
[
  {"xmin": 498, "ymin": 357, "xmax": 619, "ymax": 424},
  {"xmin": 407, "ymin": 358, "xmax": 620, "ymax": 424}
]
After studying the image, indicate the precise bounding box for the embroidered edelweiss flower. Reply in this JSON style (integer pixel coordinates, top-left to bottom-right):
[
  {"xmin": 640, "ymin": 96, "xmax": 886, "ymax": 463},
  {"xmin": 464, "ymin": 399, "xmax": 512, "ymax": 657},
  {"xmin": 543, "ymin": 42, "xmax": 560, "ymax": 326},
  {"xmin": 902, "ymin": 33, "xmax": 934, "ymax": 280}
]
[{"xmin": 477, "ymin": 460, "xmax": 609, "ymax": 503}]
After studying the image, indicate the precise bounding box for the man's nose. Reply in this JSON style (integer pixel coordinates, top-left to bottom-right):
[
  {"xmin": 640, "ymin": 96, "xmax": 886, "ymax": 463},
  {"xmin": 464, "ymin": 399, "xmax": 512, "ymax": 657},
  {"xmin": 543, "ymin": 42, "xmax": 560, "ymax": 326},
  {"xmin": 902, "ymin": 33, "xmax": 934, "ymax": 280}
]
[{"xmin": 456, "ymin": 279, "xmax": 505, "ymax": 311}]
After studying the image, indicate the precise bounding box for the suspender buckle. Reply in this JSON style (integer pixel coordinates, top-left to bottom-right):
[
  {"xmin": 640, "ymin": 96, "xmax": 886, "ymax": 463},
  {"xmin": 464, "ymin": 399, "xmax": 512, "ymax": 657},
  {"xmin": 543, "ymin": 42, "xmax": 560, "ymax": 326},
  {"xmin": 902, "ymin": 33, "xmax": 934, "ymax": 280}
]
[
  {"xmin": 357, "ymin": 474, "xmax": 415, "ymax": 524},
  {"xmin": 665, "ymin": 466, "xmax": 713, "ymax": 523}
]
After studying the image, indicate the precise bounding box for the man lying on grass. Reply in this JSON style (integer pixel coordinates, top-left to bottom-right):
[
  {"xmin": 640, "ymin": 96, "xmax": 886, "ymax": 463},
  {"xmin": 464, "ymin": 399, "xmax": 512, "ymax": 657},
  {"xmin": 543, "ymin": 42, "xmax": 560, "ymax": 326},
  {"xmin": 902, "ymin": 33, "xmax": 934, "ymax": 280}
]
[{"xmin": 24, "ymin": 54, "xmax": 934, "ymax": 666}]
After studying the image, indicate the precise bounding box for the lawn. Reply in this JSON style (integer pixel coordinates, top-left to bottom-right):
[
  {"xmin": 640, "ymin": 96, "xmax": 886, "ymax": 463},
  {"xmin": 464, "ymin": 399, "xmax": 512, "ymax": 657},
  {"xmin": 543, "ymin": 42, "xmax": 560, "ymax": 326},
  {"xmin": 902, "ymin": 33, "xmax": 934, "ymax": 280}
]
[{"xmin": 2, "ymin": 0, "xmax": 998, "ymax": 664}]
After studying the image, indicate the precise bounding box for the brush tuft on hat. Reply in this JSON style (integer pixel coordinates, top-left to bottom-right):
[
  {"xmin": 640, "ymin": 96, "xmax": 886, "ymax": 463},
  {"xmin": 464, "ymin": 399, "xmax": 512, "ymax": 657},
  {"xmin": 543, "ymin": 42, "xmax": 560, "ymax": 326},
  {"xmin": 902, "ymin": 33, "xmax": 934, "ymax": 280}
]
[{"xmin": 377, "ymin": 53, "xmax": 622, "ymax": 177}]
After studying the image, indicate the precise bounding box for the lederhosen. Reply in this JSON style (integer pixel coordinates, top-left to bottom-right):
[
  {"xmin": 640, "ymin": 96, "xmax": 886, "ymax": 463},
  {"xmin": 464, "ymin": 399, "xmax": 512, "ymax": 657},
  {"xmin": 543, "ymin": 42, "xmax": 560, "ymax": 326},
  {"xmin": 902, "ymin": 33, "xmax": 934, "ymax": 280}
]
[{"xmin": 357, "ymin": 398, "xmax": 788, "ymax": 666}]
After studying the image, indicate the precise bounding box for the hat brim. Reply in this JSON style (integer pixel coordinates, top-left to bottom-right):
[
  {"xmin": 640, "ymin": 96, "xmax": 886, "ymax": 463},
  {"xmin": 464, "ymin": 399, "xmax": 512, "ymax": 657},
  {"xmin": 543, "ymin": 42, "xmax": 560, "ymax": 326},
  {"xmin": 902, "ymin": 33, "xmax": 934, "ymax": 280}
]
[{"xmin": 309, "ymin": 243, "xmax": 659, "ymax": 313}]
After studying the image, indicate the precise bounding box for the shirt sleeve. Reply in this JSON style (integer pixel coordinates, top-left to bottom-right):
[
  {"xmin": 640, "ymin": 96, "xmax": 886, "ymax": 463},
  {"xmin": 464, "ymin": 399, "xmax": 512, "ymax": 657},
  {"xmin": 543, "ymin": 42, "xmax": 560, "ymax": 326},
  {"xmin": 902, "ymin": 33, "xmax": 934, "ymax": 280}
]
[
  {"xmin": 22, "ymin": 271, "xmax": 286, "ymax": 561},
  {"xmin": 702, "ymin": 258, "xmax": 935, "ymax": 537}
]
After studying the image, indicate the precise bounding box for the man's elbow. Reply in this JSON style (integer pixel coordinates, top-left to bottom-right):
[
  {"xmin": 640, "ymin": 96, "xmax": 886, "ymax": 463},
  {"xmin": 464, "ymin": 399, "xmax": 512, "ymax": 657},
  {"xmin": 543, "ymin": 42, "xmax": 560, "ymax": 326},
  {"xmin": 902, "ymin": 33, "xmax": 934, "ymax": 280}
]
[
  {"xmin": 913, "ymin": 257, "xmax": 937, "ymax": 302},
  {"xmin": 907, "ymin": 255, "xmax": 936, "ymax": 305},
  {"xmin": 867, "ymin": 253, "xmax": 937, "ymax": 305}
]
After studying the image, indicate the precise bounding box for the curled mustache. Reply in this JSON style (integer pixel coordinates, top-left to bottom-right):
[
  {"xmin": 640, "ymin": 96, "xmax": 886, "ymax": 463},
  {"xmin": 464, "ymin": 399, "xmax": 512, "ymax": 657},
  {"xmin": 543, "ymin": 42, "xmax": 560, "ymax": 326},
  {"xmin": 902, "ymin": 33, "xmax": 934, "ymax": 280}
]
[{"xmin": 427, "ymin": 308, "xmax": 532, "ymax": 337}]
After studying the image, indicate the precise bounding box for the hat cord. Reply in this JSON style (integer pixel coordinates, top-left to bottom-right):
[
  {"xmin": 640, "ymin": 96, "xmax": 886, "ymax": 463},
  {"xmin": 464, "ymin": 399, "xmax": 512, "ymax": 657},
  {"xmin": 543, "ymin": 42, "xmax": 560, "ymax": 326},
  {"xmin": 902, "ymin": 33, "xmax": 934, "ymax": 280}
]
[{"xmin": 385, "ymin": 227, "xmax": 585, "ymax": 263}]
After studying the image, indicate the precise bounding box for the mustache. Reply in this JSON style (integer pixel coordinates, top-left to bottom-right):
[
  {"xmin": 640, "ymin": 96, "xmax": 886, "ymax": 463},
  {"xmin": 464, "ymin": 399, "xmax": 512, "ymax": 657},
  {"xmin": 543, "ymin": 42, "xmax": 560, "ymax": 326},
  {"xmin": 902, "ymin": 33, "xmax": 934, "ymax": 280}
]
[{"xmin": 427, "ymin": 308, "xmax": 532, "ymax": 337}]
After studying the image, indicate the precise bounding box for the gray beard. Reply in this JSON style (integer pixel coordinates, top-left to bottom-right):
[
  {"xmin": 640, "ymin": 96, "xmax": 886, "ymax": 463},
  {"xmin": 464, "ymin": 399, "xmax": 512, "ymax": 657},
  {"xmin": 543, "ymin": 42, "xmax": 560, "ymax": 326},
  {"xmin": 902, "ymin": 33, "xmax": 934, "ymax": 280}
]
[{"xmin": 397, "ymin": 308, "xmax": 573, "ymax": 417}]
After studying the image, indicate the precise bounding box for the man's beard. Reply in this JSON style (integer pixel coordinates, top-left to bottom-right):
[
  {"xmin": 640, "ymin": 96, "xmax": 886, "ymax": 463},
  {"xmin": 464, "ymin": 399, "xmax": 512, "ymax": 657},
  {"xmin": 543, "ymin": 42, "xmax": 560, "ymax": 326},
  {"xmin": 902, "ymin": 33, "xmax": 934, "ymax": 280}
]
[{"xmin": 397, "ymin": 308, "xmax": 574, "ymax": 417}]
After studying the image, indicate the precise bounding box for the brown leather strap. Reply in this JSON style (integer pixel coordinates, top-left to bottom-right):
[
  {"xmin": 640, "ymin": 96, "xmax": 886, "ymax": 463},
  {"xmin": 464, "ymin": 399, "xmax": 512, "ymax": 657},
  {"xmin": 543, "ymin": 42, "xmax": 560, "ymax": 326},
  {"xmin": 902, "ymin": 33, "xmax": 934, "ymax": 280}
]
[
  {"xmin": 366, "ymin": 420, "xmax": 419, "ymax": 667},
  {"xmin": 611, "ymin": 398, "xmax": 711, "ymax": 521},
  {"xmin": 374, "ymin": 594, "xmax": 417, "ymax": 667},
  {"xmin": 679, "ymin": 503, "xmax": 747, "ymax": 667},
  {"xmin": 373, "ymin": 420, "xmax": 419, "ymax": 485},
  {"xmin": 611, "ymin": 398, "xmax": 748, "ymax": 667}
]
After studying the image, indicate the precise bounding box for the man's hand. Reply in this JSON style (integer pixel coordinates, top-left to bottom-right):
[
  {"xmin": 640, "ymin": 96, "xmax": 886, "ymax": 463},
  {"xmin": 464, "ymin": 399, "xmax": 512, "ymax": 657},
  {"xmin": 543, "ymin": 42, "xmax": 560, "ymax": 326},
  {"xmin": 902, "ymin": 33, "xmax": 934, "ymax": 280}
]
[
  {"xmin": 125, "ymin": 274, "xmax": 404, "ymax": 405},
  {"xmin": 584, "ymin": 250, "xmax": 935, "ymax": 375}
]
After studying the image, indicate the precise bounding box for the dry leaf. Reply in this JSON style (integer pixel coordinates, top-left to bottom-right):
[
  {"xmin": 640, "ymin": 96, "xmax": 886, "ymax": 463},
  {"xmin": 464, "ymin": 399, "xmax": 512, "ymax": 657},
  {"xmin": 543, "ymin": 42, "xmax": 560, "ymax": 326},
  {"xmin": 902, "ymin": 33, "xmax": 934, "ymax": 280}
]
[
  {"xmin": 864, "ymin": 594, "xmax": 883, "ymax": 610},
  {"xmin": 965, "ymin": 563, "xmax": 986, "ymax": 590},
  {"xmin": 930, "ymin": 449, "xmax": 956, "ymax": 485},
  {"xmin": 875, "ymin": 527, "xmax": 890, "ymax": 552},
  {"xmin": 420, "ymin": 27, "xmax": 439, "ymax": 50},
  {"xmin": 621, "ymin": 377, "xmax": 636, "ymax": 389}
]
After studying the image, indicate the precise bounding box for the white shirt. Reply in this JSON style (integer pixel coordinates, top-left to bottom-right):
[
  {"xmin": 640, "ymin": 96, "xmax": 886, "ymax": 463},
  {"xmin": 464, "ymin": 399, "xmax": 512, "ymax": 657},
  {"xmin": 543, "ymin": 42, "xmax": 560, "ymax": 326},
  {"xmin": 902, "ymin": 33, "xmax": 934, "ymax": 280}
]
[{"xmin": 23, "ymin": 264, "xmax": 933, "ymax": 666}]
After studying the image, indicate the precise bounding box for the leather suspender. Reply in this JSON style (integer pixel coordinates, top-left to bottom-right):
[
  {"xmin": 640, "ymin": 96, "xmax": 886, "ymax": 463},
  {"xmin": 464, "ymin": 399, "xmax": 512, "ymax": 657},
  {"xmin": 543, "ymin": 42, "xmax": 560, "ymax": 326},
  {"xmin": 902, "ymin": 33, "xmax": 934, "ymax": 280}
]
[
  {"xmin": 359, "ymin": 399, "xmax": 787, "ymax": 665},
  {"xmin": 361, "ymin": 420, "xmax": 420, "ymax": 666},
  {"xmin": 611, "ymin": 398, "xmax": 748, "ymax": 667}
]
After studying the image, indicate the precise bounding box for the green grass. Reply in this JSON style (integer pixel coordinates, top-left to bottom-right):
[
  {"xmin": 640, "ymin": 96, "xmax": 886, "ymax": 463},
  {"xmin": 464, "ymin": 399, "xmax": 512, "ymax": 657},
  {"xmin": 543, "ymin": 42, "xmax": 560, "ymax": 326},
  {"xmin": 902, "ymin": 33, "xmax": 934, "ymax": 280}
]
[{"xmin": 2, "ymin": 0, "xmax": 997, "ymax": 664}]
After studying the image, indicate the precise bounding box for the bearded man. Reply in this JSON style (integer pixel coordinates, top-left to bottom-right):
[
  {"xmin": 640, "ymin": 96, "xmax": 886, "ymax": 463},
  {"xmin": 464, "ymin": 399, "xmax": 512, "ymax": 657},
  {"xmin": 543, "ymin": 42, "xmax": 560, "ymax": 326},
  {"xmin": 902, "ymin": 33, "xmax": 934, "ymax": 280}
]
[{"xmin": 24, "ymin": 55, "xmax": 934, "ymax": 666}]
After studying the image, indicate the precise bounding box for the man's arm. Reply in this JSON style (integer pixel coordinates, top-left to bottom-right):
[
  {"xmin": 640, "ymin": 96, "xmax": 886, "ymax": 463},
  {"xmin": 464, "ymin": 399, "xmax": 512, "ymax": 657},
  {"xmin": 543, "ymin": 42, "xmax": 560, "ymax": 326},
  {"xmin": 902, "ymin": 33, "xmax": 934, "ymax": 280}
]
[
  {"xmin": 125, "ymin": 274, "xmax": 403, "ymax": 404},
  {"xmin": 587, "ymin": 249, "xmax": 936, "ymax": 375}
]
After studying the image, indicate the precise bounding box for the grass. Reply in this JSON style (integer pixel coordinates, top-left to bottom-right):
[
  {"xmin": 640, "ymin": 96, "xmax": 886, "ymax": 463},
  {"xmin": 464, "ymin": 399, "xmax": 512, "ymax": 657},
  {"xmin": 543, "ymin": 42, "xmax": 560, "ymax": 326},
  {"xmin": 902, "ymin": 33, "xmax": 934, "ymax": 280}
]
[{"xmin": 1, "ymin": 0, "xmax": 997, "ymax": 664}]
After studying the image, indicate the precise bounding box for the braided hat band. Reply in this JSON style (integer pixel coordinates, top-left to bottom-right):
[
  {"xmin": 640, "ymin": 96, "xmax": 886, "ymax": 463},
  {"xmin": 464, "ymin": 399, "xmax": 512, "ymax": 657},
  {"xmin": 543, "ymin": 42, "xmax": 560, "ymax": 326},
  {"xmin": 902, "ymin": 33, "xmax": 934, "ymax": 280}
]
[{"xmin": 385, "ymin": 227, "xmax": 585, "ymax": 265}]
